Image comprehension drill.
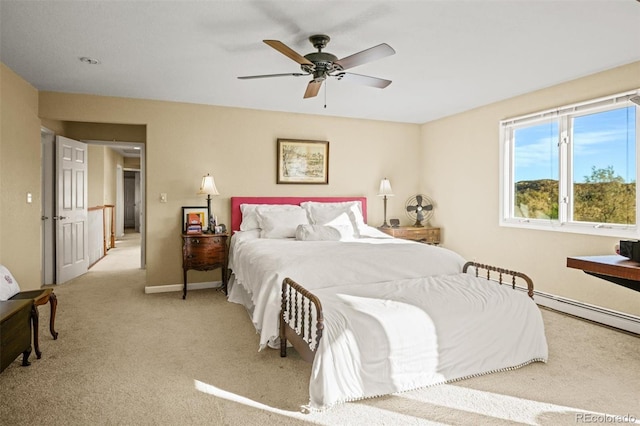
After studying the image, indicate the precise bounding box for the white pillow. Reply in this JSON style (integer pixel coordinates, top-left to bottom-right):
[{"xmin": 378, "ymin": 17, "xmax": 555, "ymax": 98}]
[
  {"xmin": 0, "ymin": 265, "xmax": 21, "ymax": 301},
  {"xmin": 320, "ymin": 211, "xmax": 357, "ymax": 240},
  {"xmin": 239, "ymin": 204, "xmax": 299, "ymax": 231},
  {"xmin": 256, "ymin": 207, "xmax": 309, "ymax": 239},
  {"xmin": 301, "ymin": 201, "xmax": 365, "ymax": 238},
  {"xmin": 295, "ymin": 224, "xmax": 341, "ymax": 241}
]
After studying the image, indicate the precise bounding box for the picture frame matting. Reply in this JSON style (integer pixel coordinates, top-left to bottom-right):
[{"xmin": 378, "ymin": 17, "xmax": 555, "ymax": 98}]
[
  {"xmin": 181, "ymin": 206, "xmax": 209, "ymax": 232},
  {"xmin": 277, "ymin": 138, "xmax": 329, "ymax": 184}
]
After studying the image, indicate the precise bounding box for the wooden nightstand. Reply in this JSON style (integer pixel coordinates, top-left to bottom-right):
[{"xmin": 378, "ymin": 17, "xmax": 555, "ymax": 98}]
[
  {"xmin": 181, "ymin": 233, "xmax": 228, "ymax": 299},
  {"xmin": 378, "ymin": 226, "xmax": 440, "ymax": 245}
]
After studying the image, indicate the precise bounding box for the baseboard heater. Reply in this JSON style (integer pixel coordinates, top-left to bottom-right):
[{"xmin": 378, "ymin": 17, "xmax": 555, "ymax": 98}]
[{"xmin": 514, "ymin": 287, "xmax": 640, "ymax": 335}]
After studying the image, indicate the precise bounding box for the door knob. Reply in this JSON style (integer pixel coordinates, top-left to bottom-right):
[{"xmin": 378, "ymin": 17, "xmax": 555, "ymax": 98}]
[{"xmin": 53, "ymin": 216, "xmax": 67, "ymax": 220}]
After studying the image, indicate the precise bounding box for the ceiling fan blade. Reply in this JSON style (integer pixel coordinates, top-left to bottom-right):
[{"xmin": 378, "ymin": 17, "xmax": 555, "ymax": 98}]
[
  {"xmin": 407, "ymin": 205, "xmax": 418, "ymax": 212},
  {"xmin": 304, "ymin": 80, "xmax": 323, "ymax": 99},
  {"xmin": 238, "ymin": 73, "xmax": 306, "ymax": 80},
  {"xmin": 264, "ymin": 40, "xmax": 314, "ymax": 66},
  {"xmin": 416, "ymin": 195, "xmax": 423, "ymax": 206},
  {"xmin": 335, "ymin": 43, "xmax": 395, "ymax": 71},
  {"xmin": 335, "ymin": 72, "xmax": 391, "ymax": 89}
]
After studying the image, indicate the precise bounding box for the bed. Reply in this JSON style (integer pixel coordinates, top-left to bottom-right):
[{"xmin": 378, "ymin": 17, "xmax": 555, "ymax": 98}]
[{"xmin": 227, "ymin": 196, "xmax": 548, "ymax": 411}]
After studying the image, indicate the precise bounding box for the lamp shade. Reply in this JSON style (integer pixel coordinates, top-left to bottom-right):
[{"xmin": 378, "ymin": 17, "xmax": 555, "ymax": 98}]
[
  {"xmin": 197, "ymin": 174, "xmax": 219, "ymax": 196},
  {"xmin": 378, "ymin": 178, "xmax": 394, "ymax": 197}
]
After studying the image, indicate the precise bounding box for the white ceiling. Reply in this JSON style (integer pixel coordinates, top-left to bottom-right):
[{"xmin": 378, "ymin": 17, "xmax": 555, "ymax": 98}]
[{"xmin": 1, "ymin": 1, "xmax": 639, "ymax": 124}]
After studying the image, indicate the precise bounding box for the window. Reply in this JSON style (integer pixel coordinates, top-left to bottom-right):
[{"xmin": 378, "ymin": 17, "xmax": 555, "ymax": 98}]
[{"xmin": 500, "ymin": 90, "xmax": 639, "ymax": 237}]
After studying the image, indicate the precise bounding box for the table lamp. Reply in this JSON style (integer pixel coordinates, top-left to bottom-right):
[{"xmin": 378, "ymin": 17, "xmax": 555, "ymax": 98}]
[
  {"xmin": 198, "ymin": 173, "xmax": 219, "ymax": 233},
  {"xmin": 378, "ymin": 178, "xmax": 394, "ymax": 228}
]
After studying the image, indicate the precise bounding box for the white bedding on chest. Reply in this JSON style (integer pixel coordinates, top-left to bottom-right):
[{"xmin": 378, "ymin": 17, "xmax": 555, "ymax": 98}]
[
  {"xmin": 308, "ymin": 274, "xmax": 548, "ymax": 410},
  {"xmin": 228, "ymin": 230, "xmax": 467, "ymax": 349}
]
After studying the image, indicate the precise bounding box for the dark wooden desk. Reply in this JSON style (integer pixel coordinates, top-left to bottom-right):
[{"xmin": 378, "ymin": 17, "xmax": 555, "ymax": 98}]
[{"xmin": 566, "ymin": 255, "xmax": 640, "ymax": 292}]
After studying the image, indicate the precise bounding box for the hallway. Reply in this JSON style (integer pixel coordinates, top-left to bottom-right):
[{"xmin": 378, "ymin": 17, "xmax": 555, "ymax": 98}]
[{"xmin": 89, "ymin": 230, "xmax": 141, "ymax": 272}]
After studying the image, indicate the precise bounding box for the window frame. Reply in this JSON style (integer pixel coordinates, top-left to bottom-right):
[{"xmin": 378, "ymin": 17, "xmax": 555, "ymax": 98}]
[{"xmin": 499, "ymin": 89, "xmax": 640, "ymax": 238}]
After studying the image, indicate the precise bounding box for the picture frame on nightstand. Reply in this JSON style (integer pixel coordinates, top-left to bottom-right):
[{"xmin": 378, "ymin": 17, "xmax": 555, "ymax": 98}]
[{"xmin": 181, "ymin": 206, "xmax": 208, "ymax": 232}]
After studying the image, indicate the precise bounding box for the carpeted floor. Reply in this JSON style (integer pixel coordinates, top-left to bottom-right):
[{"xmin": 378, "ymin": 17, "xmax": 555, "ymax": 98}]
[{"xmin": 1, "ymin": 232, "xmax": 638, "ymax": 425}]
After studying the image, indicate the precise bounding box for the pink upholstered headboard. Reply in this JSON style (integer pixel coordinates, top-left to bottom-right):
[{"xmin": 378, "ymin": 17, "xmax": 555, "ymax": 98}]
[{"xmin": 230, "ymin": 196, "xmax": 368, "ymax": 233}]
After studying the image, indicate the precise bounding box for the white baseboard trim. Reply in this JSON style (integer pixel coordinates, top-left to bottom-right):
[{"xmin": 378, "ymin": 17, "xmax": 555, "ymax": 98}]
[
  {"xmin": 144, "ymin": 281, "xmax": 222, "ymax": 294},
  {"xmin": 514, "ymin": 287, "xmax": 640, "ymax": 335}
]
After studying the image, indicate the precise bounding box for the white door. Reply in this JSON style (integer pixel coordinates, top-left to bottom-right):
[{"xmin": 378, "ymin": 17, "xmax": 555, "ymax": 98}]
[{"xmin": 56, "ymin": 136, "xmax": 89, "ymax": 283}]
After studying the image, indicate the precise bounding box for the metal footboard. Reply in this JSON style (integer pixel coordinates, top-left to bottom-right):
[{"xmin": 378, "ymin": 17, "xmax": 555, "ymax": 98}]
[
  {"xmin": 280, "ymin": 262, "xmax": 535, "ymax": 363},
  {"xmin": 280, "ymin": 277, "xmax": 324, "ymax": 362},
  {"xmin": 463, "ymin": 261, "xmax": 534, "ymax": 298}
]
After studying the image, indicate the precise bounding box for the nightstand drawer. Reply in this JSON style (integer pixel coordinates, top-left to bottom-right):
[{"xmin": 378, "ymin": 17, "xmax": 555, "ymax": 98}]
[
  {"xmin": 183, "ymin": 251, "xmax": 225, "ymax": 268},
  {"xmin": 398, "ymin": 228, "xmax": 440, "ymax": 244},
  {"xmin": 378, "ymin": 226, "xmax": 440, "ymax": 245},
  {"xmin": 183, "ymin": 238, "xmax": 225, "ymax": 267},
  {"xmin": 181, "ymin": 233, "xmax": 229, "ymax": 299},
  {"xmin": 184, "ymin": 236, "xmax": 226, "ymax": 247}
]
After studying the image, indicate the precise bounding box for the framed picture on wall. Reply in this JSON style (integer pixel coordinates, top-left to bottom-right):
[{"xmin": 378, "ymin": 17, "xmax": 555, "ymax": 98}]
[
  {"xmin": 181, "ymin": 206, "xmax": 208, "ymax": 232},
  {"xmin": 277, "ymin": 139, "xmax": 329, "ymax": 184}
]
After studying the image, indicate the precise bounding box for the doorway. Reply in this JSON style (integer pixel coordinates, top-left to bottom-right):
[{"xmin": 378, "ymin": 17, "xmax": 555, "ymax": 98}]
[
  {"xmin": 124, "ymin": 170, "xmax": 140, "ymax": 231},
  {"xmin": 41, "ymin": 129, "xmax": 146, "ymax": 284}
]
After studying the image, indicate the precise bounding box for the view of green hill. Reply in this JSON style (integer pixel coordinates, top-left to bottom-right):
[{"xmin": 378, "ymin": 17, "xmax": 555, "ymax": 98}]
[{"xmin": 514, "ymin": 166, "xmax": 636, "ymax": 224}]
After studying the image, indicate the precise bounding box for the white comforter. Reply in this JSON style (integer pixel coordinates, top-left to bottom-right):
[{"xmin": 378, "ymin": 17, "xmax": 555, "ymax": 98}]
[
  {"xmin": 228, "ymin": 231, "xmax": 467, "ymax": 349},
  {"xmin": 308, "ymin": 274, "xmax": 548, "ymax": 410}
]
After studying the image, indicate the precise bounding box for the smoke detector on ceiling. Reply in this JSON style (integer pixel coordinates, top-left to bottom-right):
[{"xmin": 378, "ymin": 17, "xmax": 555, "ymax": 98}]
[{"xmin": 79, "ymin": 57, "xmax": 100, "ymax": 65}]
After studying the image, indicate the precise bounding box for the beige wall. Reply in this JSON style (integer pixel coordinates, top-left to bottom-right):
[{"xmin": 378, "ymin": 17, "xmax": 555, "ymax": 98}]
[
  {"xmin": 421, "ymin": 61, "xmax": 640, "ymax": 316},
  {"xmin": 124, "ymin": 156, "xmax": 140, "ymax": 170},
  {"xmin": 40, "ymin": 118, "xmax": 65, "ymax": 135},
  {"xmin": 65, "ymin": 121, "xmax": 146, "ymax": 143},
  {"xmin": 88, "ymin": 145, "xmax": 106, "ymax": 207},
  {"xmin": 104, "ymin": 147, "xmax": 123, "ymax": 206},
  {"xmin": 38, "ymin": 92, "xmax": 421, "ymax": 287},
  {"xmin": 0, "ymin": 63, "xmax": 42, "ymax": 289},
  {"xmin": 4, "ymin": 58, "xmax": 640, "ymax": 316},
  {"xmin": 87, "ymin": 145, "xmax": 123, "ymax": 207}
]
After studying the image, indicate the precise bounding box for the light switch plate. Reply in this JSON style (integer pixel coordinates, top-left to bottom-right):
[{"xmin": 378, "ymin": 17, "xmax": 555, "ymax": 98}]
[{"xmin": 160, "ymin": 193, "xmax": 167, "ymax": 203}]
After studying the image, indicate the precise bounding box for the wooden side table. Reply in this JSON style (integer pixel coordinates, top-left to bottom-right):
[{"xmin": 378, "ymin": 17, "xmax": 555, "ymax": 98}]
[
  {"xmin": 182, "ymin": 233, "xmax": 228, "ymax": 299},
  {"xmin": 378, "ymin": 226, "xmax": 441, "ymax": 245}
]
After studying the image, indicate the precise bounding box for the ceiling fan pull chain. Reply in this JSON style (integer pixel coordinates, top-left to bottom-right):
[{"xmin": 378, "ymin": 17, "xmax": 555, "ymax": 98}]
[{"xmin": 324, "ymin": 80, "xmax": 327, "ymax": 109}]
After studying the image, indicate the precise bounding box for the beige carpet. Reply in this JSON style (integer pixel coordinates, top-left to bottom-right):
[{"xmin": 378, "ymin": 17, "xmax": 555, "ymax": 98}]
[{"xmin": 1, "ymin": 232, "xmax": 638, "ymax": 425}]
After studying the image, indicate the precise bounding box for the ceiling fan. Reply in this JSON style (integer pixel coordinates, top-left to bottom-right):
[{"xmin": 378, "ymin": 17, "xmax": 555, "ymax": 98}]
[{"xmin": 238, "ymin": 34, "xmax": 395, "ymax": 99}]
